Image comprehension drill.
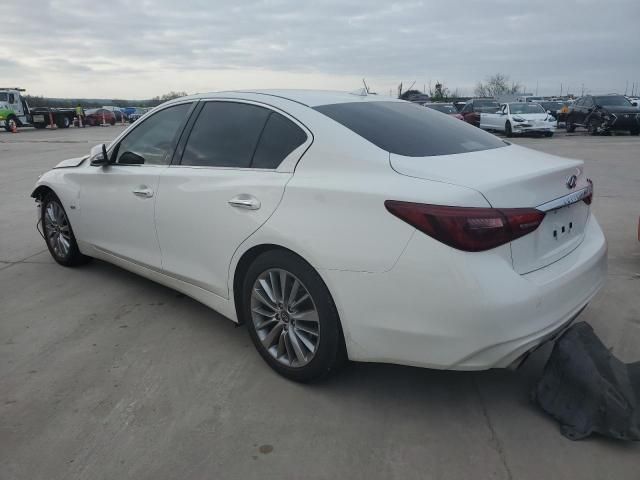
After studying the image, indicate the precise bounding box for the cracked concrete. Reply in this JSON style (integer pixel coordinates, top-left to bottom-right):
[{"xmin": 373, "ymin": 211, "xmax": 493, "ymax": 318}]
[{"xmin": 1, "ymin": 127, "xmax": 639, "ymax": 479}]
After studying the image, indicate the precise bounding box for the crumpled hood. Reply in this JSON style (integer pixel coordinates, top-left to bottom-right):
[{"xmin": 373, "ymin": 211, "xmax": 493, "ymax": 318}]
[{"xmin": 54, "ymin": 156, "xmax": 88, "ymax": 169}]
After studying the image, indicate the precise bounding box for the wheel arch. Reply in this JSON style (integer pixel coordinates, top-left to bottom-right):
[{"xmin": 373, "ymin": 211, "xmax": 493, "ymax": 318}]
[
  {"xmin": 31, "ymin": 184, "xmax": 55, "ymax": 201},
  {"xmin": 231, "ymin": 242, "xmax": 349, "ymax": 357}
]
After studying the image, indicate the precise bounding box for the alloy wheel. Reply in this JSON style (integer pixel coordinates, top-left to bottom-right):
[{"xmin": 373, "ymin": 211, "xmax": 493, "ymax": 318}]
[
  {"xmin": 44, "ymin": 201, "xmax": 72, "ymax": 259},
  {"xmin": 250, "ymin": 268, "xmax": 320, "ymax": 367}
]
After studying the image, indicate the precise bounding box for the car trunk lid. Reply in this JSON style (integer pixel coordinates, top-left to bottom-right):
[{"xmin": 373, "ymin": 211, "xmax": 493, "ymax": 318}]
[{"xmin": 390, "ymin": 144, "xmax": 591, "ymax": 273}]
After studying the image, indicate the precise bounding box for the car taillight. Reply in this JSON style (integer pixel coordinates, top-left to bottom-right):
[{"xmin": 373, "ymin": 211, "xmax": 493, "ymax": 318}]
[{"xmin": 384, "ymin": 201, "xmax": 545, "ymax": 252}]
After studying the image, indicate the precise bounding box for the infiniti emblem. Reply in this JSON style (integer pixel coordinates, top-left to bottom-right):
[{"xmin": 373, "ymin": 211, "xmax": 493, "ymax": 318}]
[{"xmin": 566, "ymin": 174, "xmax": 578, "ymax": 189}]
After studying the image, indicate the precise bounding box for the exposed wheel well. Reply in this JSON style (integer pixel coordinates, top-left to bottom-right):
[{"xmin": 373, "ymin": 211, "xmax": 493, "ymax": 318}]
[{"xmin": 31, "ymin": 185, "xmax": 55, "ymax": 201}]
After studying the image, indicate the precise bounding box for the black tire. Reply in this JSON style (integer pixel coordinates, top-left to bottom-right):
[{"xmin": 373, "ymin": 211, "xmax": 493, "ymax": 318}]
[
  {"xmin": 109, "ymin": 118, "xmax": 116, "ymax": 126},
  {"xmin": 544, "ymin": 132, "xmax": 554, "ymax": 137},
  {"xmin": 505, "ymin": 121, "xmax": 513, "ymax": 137},
  {"xmin": 4, "ymin": 115, "xmax": 17, "ymax": 132},
  {"xmin": 41, "ymin": 192, "xmax": 91, "ymax": 267},
  {"xmin": 56, "ymin": 116, "xmax": 70, "ymax": 129},
  {"xmin": 242, "ymin": 250, "xmax": 345, "ymax": 382}
]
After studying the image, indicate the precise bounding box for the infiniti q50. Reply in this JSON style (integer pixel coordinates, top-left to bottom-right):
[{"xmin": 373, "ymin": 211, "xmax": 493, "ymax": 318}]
[{"xmin": 32, "ymin": 90, "xmax": 607, "ymax": 381}]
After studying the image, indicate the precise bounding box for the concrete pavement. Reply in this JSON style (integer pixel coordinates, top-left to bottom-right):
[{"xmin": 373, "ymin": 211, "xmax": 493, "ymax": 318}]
[{"xmin": 1, "ymin": 126, "xmax": 639, "ymax": 480}]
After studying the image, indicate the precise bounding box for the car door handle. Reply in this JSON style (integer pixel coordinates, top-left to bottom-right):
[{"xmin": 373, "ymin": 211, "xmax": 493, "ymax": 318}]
[
  {"xmin": 228, "ymin": 195, "xmax": 261, "ymax": 210},
  {"xmin": 132, "ymin": 187, "xmax": 154, "ymax": 198}
]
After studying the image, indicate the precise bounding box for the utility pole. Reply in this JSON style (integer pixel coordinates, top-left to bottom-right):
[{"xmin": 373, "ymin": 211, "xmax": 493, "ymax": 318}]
[{"xmin": 560, "ymin": 83, "xmax": 563, "ymax": 97}]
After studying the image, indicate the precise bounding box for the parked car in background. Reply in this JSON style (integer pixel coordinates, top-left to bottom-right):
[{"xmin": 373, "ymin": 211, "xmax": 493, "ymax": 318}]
[
  {"xmin": 102, "ymin": 106, "xmax": 126, "ymax": 123},
  {"xmin": 566, "ymin": 95, "xmax": 640, "ymax": 135},
  {"xmin": 128, "ymin": 107, "xmax": 151, "ymax": 123},
  {"xmin": 84, "ymin": 108, "xmax": 116, "ymax": 126},
  {"xmin": 481, "ymin": 103, "xmax": 556, "ymax": 137},
  {"xmin": 30, "ymin": 90, "xmax": 606, "ymax": 382},
  {"xmin": 423, "ymin": 103, "xmax": 464, "ymax": 120},
  {"xmin": 460, "ymin": 99, "xmax": 500, "ymax": 127}
]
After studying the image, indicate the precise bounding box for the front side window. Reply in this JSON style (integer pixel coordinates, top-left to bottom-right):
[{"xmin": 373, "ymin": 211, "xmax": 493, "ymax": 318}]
[
  {"xmin": 8, "ymin": 93, "xmax": 15, "ymax": 104},
  {"xmin": 314, "ymin": 101, "xmax": 506, "ymax": 157},
  {"xmin": 0, "ymin": 93, "xmax": 7, "ymax": 102},
  {"xmin": 115, "ymin": 103, "xmax": 192, "ymax": 165}
]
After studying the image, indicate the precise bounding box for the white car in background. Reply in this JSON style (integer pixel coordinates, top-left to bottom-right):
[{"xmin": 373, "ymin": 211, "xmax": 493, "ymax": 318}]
[
  {"xmin": 481, "ymin": 102, "xmax": 557, "ymax": 137},
  {"xmin": 31, "ymin": 90, "xmax": 606, "ymax": 382}
]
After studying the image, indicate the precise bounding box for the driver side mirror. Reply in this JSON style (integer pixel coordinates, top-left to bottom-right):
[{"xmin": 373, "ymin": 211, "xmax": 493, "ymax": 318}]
[{"xmin": 89, "ymin": 143, "xmax": 111, "ymax": 166}]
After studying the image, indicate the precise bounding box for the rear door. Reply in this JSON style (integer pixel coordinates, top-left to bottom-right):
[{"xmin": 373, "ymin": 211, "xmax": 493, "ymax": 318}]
[{"xmin": 155, "ymin": 100, "xmax": 311, "ymax": 298}]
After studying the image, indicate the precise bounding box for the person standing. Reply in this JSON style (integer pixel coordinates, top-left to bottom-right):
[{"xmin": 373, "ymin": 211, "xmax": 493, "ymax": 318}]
[{"xmin": 75, "ymin": 103, "xmax": 85, "ymax": 128}]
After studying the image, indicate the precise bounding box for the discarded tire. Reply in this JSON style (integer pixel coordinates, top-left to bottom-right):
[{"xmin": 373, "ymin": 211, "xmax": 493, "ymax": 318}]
[{"xmin": 533, "ymin": 322, "xmax": 640, "ymax": 441}]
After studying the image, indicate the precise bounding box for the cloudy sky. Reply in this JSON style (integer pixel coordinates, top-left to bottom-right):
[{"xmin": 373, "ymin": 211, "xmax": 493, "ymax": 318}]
[{"xmin": 4, "ymin": 0, "xmax": 639, "ymax": 99}]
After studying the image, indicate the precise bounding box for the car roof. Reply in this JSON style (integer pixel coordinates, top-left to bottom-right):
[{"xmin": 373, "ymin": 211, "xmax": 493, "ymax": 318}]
[{"xmin": 174, "ymin": 89, "xmax": 405, "ymax": 108}]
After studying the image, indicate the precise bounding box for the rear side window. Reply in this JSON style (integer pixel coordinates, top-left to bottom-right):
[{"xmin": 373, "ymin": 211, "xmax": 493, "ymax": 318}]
[
  {"xmin": 252, "ymin": 112, "xmax": 307, "ymax": 169},
  {"xmin": 314, "ymin": 101, "xmax": 505, "ymax": 157},
  {"xmin": 181, "ymin": 102, "xmax": 270, "ymax": 168}
]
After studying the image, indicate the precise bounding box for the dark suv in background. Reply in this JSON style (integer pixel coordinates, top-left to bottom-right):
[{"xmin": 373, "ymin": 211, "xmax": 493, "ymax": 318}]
[
  {"xmin": 566, "ymin": 95, "xmax": 640, "ymax": 135},
  {"xmin": 459, "ymin": 99, "xmax": 500, "ymax": 127}
]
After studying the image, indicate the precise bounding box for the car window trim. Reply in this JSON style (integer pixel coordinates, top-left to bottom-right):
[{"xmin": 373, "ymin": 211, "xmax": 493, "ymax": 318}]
[
  {"xmin": 106, "ymin": 100, "xmax": 198, "ymax": 167},
  {"xmin": 174, "ymin": 98, "xmax": 312, "ymax": 172}
]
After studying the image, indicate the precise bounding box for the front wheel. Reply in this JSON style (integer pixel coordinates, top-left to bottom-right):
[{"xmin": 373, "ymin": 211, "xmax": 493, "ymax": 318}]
[
  {"xmin": 41, "ymin": 192, "xmax": 90, "ymax": 267},
  {"xmin": 505, "ymin": 121, "xmax": 513, "ymax": 137},
  {"xmin": 243, "ymin": 250, "xmax": 345, "ymax": 382},
  {"xmin": 4, "ymin": 115, "xmax": 17, "ymax": 132}
]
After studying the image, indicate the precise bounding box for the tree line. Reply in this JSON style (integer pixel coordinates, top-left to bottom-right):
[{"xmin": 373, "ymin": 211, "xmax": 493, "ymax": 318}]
[
  {"xmin": 23, "ymin": 91, "xmax": 189, "ymax": 109},
  {"xmin": 400, "ymin": 73, "xmax": 524, "ymax": 101}
]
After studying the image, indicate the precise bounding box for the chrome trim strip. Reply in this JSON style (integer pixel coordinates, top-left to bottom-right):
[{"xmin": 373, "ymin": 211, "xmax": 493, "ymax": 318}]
[{"xmin": 536, "ymin": 183, "xmax": 592, "ymax": 212}]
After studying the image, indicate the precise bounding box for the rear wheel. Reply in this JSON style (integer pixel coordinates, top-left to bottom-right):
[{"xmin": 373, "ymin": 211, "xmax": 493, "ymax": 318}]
[
  {"xmin": 243, "ymin": 250, "xmax": 345, "ymax": 382},
  {"xmin": 56, "ymin": 116, "xmax": 70, "ymax": 129},
  {"xmin": 505, "ymin": 121, "xmax": 513, "ymax": 137},
  {"xmin": 41, "ymin": 192, "xmax": 90, "ymax": 267},
  {"xmin": 4, "ymin": 115, "xmax": 17, "ymax": 132}
]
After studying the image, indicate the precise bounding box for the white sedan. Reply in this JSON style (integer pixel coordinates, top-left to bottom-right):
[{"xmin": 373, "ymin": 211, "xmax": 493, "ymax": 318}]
[
  {"xmin": 32, "ymin": 90, "xmax": 607, "ymax": 382},
  {"xmin": 481, "ymin": 102, "xmax": 557, "ymax": 137}
]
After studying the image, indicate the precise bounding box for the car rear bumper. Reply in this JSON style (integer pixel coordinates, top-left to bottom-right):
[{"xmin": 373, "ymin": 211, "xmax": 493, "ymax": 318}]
[{"xmin": 323, "ymin": 213, "xmax": 607, "ymax": 370}]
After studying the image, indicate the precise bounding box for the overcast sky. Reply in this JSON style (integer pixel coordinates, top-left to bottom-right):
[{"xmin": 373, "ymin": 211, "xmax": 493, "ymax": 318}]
[{"xmin": 4, "ymin": 0, "xmax": 639, "ymax": 99}]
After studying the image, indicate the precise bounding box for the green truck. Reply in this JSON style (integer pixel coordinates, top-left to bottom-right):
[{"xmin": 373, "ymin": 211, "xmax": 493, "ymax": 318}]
[{"xmin": 0, "ymin": 87, "xmax": 76, "ymax": 131}]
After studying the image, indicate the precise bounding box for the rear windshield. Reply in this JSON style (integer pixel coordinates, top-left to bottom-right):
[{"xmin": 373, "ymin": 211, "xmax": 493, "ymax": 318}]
[{"xmin": 314, "ymin": 101, "xmax": 506, "ymax": 157}]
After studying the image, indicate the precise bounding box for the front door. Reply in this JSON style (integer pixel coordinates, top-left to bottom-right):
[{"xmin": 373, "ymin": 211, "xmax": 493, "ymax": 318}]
[
  {"xmin": 155, "ymin": 100, "xmax": 310, "ymax": 298},
  {"xmin": 78, "ymin": 102, "xmax": 194, "ymax": 269}
]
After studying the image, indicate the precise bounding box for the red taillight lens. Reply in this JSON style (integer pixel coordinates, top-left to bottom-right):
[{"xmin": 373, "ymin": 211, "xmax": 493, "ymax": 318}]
[{"xmin": 385, "ymin": 201, "xmax": 545, "ymax": 252}]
